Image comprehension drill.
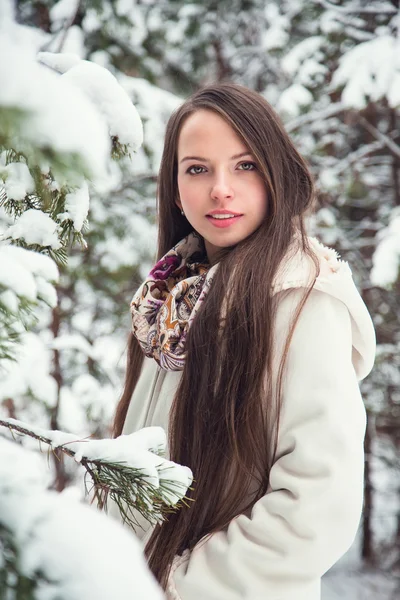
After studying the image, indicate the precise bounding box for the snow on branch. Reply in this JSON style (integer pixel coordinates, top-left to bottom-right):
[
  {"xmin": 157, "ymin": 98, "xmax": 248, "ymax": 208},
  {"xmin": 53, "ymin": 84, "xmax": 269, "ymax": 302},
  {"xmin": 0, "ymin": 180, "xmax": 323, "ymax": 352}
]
[
  {"xmin": 37, "ymin": 52, "xmax": 144, "ymax": 158},
  {"xmin": 328, "ymin": 140, "xmax": 385, "ymax": 175},
  {"xmin": 0, "ymin": 436, "xmax": 164, "ymax": 600},
  {"xmin": 0, "ymin": 3, "xmax": 145, "ymax": 364},
  {"xmin": 0, "ymin": 36, "xmax": 110, "ymax": 185},
  {"xmin": 331, "ymin": 34, "xmax": 400, "ymax": 110},
  {"xmin": 0, "ymin": 418, "xmax": 193, "ymax": 530},
  {"xmin": 0, "ymin": 245, "xmax": 59, "ymax": 361},
  {"xmin": 285, "ymin": 102, "xmax": 346, "ymax": 132},
  {"xmin": 318, "ymin": 0, "xmax": 397, "ymax": 15}
]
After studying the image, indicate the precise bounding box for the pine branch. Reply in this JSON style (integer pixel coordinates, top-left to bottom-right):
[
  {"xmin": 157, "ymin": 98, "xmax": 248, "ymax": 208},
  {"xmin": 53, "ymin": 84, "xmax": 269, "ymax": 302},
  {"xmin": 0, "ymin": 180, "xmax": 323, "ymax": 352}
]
[
  {"xmin": 0, "ymin": 420, "xmax": 192, "ymax": 531},
  {"xmin": 0, "ymin": 524, "xmax": 38, "ymax": 598},
  {"xmin": 111, "ymin": 136, "xmax": 134, "ymax": 160},
  {"xmin": 0, "ymin": 296, "xmax": 38, "ymax": 364}
]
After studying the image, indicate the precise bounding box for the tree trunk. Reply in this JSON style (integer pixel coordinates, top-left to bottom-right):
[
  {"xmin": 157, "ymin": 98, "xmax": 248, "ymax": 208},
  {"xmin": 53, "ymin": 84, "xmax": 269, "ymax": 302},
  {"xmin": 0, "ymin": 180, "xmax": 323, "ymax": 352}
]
[
  {"xmin": 50, "ymin": 303, "xmax": 70, "ymax": 492},
  {"xmin": 362, "ymin": 410, "xmax": 374, "ymax": 564},
  {"xmin": 390, "ymin": 108, "xmax": 400, "ymax": 207}
]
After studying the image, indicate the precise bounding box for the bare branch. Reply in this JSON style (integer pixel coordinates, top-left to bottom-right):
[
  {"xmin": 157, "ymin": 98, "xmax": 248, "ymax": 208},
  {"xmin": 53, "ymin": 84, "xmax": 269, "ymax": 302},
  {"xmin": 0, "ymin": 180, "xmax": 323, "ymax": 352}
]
[
  {"xmin": 55, "ymin": 0, "xmax": 82, "ymax": 54},
  {"xmin": 332, "ymin": 140, "xmax": 385, "ymax": 174},
  {"xmin": 286, "ymin": 102, "xmax": 346, "ymax": 132},
  {"xmin": 358, "ymin": 115, "xmax": 400, "ymax": 161}
]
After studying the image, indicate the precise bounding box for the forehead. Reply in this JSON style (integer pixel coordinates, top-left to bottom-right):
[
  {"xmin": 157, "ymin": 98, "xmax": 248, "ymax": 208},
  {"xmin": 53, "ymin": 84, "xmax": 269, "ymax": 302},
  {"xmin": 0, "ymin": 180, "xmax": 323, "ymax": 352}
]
[{"xmin": 177, "ymin": 109, "xmax": 248, "ymax": 158}]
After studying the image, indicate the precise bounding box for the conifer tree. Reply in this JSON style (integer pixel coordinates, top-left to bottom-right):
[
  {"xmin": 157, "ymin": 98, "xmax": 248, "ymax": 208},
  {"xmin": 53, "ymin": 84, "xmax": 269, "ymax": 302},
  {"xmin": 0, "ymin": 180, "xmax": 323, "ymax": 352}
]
[{"xmin": 0, "ymin": 3, "xmax": 191, "ymax": 596}]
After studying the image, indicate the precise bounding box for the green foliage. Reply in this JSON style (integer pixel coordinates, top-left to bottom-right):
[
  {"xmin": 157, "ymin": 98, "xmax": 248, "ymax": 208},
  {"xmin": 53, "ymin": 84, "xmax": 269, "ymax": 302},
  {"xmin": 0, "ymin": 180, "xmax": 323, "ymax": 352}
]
[
  {"xmin": 0, "ymin": 295, "xmax": 37, "ymax": 364},
  {"xmin": 94, "ymin": 459, "xmax": 192, "ymax": 529},
  {"xmin": 0, "ymin": 106, "xmax": 91, "ymax": 185},
  {"xmin": 0, "ymin": 523, "xmax": 49, "ymax": 600}
]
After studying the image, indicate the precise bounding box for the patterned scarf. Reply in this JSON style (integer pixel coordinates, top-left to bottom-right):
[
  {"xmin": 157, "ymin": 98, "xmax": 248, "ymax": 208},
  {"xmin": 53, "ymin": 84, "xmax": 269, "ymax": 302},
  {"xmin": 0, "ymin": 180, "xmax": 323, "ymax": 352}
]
[{"xmin": 130, "ymin": 232, "xmax": 218, "ymax": 370}]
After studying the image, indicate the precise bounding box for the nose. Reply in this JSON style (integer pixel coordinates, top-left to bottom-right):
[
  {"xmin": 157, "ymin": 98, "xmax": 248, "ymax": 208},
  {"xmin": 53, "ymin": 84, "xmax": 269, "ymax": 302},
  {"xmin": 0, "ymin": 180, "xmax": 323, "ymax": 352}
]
[{"xmin": 210, "ymin": 170, "xmax": 234, "ymax": 202}]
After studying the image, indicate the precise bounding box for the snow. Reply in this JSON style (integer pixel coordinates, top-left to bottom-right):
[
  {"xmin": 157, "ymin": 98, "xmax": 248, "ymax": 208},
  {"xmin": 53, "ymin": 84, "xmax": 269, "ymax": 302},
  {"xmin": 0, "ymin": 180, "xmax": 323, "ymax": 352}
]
[
  {"xmin": 320, "ymin": 9, "xmax": 343, "ymax": 35},
  {"xmin": 3, "ymin": 418, "xmax": 193, "ymax": 505},
  {"xmin": 117, "ymin": 74, "xmax": 182, "ymax": 169},
  {"xmin": 81, "ymin": 8, "xmax": 102, "ymax": 34},
  {"xmin": 38, "ymin": 52, "xmax": 81, "ymax": 72},
  {"xmin": 105, "ymin": 4, "xmax": 147, "ymax": 50},
  {"xmin": 50, "ymin": 333, "xmax": 95, "ymax": 357},
  {"xmin": 0, "ymin": 289, "xmax": 19, "ymax": 314},
  {"xmin": 0, "ymin": 327, "xmax": 125, "ymax": 433},
  {"xmin": 262, "ymin": 4, "xmax": 289, "ymax": 51},
  {"xmin": 332, "ymin": 34, "xmax": 400, "ymax": 109},
  {"xmin": 57, "ymin": 378, "xmax": 116, "ymax": 434},
  {"xmin": 38, "ymin": 53, "xmax": 144, "ymax": 152},
  {"xmin": 6, "ymin": 209, "xmax": 61, "ymax": 249},
  {"xmin": 50, "ymin": 0, "xmax": 80, "ymax": 27},
  {"xmin": 282, "ymin": 36, "xmax": 324, "ymax": 76},
  {"xmin": 0, "ymin": 437, "xmax": 164, "ymax": 600},
  {"xmin": 319, "ymin": 168, "xmax": 340, "ymax": 192},
  {"xmin": 0, "ymin": 332, "xmax": 58, "ymax": 409},
  {"xmin": 0, "ymin": 246, "xmax": 37, "ymax": 307},
  {"xmin": 60, "ymin": 374, "xmax": 115, "ymax": 425},
  {"xmin": 0, "ymin": 21, "xmax": 110, "ymax": 184},
  {"xmin": 2, "ymin": 161, "xmax": 35, "ymax": 200},
  {"xmin": 0, "ymin": 0, "xmax": 13, "ymax": 23},
  {"xmin": 59, "ymin": 181, "xmax": 90, "ymax": 231},
  {"xmin": 115, "ymin": 0, "xmax": 135, "ymax": 18},
  {"xmin": 370, "ymin": 212, "xmax": 400, "ymax": 289},
  {"xmin": 0, "ymin": 244, "xmax": 58, "ymax": 303},
  {"xmin": 278, "ymin": 83, "xmax": 313, "ymax": 118},
  {"xmin": 35, "ymin": 276, "xmax": 58, "ymax": 307},
  {"xmin": 280, "ymin": 35, "xmax": 327, "ymax": 90},
  {"xmin": 98, "ymin": 213, "xmax": 157, "ymax": 272},
  {"xmin": 57, "ymin": 24, "xmax": 86, "ymax": 58}
]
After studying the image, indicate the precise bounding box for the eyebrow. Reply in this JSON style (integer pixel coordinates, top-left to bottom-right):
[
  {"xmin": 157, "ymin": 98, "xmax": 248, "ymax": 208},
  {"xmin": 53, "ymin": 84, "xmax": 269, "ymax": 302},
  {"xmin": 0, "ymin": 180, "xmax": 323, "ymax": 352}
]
[{"xmin": 179, "ymin": 151, "xmax": 253, "ymax": 164}]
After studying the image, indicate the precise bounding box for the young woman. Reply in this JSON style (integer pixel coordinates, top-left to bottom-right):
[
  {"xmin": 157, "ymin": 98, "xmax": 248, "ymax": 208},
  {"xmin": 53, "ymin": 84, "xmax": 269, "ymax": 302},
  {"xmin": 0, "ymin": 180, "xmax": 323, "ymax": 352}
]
[{"xmin": 112, "ymin": 83, "xmax": 376, "ymax": 600}]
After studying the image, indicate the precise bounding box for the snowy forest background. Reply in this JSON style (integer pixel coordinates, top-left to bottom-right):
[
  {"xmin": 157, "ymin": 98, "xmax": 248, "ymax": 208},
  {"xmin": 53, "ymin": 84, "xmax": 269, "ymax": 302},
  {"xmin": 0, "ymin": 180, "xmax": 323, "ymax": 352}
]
[{"xmin": 0, "ymin": 0, "xmax": 399, "ymax": 599}]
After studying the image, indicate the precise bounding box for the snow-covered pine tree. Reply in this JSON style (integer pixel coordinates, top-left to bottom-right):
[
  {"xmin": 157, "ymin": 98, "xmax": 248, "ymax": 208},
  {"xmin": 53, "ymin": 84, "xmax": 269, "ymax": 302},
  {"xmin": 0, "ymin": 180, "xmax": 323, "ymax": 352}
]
[
  {"xmin": 0, "ymin": 3, "xmax": 192, "ymax": 597},
  {"xmin": 1, "ymin": 0, "xmax": 181, "ymax": 459},
  {"xmin": 0, "ymin": 435, "xmax": 167, "ymax": 600}
]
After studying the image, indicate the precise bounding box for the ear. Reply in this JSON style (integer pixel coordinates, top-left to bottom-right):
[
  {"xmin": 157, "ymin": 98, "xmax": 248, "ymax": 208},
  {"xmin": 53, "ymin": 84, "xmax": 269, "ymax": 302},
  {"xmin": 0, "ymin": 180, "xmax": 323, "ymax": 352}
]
[{"xmin": 175, "ymin": 196, "xmax": 182, "ymax": 211}]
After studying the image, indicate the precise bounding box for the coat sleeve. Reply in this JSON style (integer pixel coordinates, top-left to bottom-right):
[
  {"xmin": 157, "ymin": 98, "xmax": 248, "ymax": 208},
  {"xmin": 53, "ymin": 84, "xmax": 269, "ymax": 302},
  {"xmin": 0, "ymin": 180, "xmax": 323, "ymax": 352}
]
[{"xmin": 167, "ymin": 288, "xmax": 369, "ymax": 600}]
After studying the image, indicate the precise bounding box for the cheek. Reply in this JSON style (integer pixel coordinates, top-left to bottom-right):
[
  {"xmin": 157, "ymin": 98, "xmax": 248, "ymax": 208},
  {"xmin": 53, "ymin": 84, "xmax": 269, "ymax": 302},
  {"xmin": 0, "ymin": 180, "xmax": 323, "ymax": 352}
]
[
  {"xmin": 178, "ymin": 177, "xmax": 203, "ymax": 206},
  {"xmin": 251, "ymin": 179, "xmax": 268, "ymax": 214}
]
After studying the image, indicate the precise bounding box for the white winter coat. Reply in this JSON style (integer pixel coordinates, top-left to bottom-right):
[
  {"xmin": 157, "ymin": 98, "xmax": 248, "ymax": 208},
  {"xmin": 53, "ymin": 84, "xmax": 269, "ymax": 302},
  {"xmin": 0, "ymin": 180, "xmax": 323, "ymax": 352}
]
[{"xmin": 115, "ymin": 238, "xmax": 376, "ymax": 600}]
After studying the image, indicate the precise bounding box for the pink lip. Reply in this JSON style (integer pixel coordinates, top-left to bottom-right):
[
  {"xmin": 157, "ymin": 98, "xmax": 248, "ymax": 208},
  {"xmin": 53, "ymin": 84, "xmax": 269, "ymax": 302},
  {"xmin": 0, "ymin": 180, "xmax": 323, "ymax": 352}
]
[
  {"xmin": 206, "ymin": 215, "xmax": 243, "ymax": 228},
  {"xmin": 207, "ymin": 209, "xmax": 243, "ymax": 217}
]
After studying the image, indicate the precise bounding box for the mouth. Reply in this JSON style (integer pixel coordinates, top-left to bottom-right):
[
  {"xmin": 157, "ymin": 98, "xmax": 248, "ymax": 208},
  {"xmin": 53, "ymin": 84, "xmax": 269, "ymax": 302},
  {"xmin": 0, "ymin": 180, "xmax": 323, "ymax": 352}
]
[{"xmin": 206, "ymin": 213, "xmax": 243, "ymax": 228}]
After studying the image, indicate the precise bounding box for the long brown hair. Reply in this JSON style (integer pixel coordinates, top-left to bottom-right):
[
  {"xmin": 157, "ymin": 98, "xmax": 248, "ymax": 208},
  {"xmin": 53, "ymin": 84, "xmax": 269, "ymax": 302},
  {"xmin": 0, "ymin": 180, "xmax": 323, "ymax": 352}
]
[{"xmin": 113, "ymin": 82, "xmax": 319, "ymax": 588}]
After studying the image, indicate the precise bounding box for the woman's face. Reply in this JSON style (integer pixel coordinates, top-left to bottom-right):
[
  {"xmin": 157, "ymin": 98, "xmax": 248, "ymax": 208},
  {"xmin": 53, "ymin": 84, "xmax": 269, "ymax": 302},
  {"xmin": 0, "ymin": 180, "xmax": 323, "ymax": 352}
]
[{"xmin": 176, "ymin": 109, "xmax": 268, "ymax": 260}]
